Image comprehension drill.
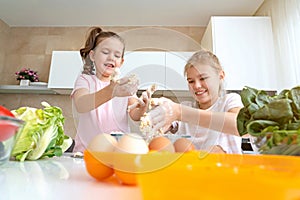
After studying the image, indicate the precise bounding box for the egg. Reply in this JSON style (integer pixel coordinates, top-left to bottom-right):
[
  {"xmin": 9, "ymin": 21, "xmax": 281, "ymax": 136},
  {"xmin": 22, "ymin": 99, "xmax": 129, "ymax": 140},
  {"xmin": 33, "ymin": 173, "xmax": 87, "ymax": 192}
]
[
  {"xmin": 84, "ymin": 150, "xmax": 114, "ymax": 181},
  {"xmin": 87, "ymin": 133, "xmax": 118, "ymax": 152},
  {"xmin": 114, "ymin": 133, "xmax": 149, "ymax": 154},
  {"xmin": 173, "ymin": 138, "xmax": 195, "ymax": 153},
  {"xmin": 148, "ymin": 136, "xmax": 175, "ymax": 153}
]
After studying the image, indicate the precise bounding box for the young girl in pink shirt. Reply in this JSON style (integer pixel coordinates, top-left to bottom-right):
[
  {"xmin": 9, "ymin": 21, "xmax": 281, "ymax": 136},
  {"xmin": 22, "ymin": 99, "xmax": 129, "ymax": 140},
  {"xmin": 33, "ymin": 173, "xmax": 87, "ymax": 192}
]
[{"xmin": 71, "ymin": 27, "xmax": 149, "ymax": 152}]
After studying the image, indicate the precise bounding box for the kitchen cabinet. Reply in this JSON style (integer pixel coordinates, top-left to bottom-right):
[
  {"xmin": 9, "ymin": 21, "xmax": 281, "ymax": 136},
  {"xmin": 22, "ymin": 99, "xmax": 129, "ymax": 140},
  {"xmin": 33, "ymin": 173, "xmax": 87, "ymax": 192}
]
[
  {"xmin": 46, "ymin": 51, "xmax": 193, "ymax": 93},
  {"xmin": 48, "ymin": 51, "xmax": 83, "ymax": 93},
  {"xmin": 121, "ymin": 51, "xmax": 193, "ymax": 90},
  {"xmin": 165, "ymin": 52, "xmax": 193, "ymax": 90},
  {"xmin": 201, "ymin": 16, "xmax": 277, "ymax": 91},
  {"xmin": 120, "ymin": 51, "xmax": 166, "ymax": 90}
]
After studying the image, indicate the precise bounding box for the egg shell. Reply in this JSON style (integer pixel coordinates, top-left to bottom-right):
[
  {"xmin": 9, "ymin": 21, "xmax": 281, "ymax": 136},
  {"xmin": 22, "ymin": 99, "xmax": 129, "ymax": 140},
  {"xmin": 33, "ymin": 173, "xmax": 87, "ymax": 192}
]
[
  {"xmin": 115, "ymin": 133, "xmax": 149, "ymax": 154},
  {"xmin": 87, "ymin": 133, "xmax": 118, "ymax": 152},
  {"xmin": 148, "ymin": 136, "xmax": 175, "ymax": 153},
  {"xmin": 173, "ymin": 138, "xmax": 195, "ymax": 153},
  {"xmin": 84, "ymin": 150, "xmax": 114, "ymax": 181}
]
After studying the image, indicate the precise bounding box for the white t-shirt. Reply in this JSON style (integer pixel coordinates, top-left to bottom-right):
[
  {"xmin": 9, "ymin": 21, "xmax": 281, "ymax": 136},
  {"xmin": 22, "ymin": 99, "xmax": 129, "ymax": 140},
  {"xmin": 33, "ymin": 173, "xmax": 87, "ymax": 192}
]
[
  {"xmin": 71, "ymin": 74, "xmax": 130, "ymax": 152},
  {"xmin": 177, "ymin": 93, "xmax": 244, "ymax": 154}
]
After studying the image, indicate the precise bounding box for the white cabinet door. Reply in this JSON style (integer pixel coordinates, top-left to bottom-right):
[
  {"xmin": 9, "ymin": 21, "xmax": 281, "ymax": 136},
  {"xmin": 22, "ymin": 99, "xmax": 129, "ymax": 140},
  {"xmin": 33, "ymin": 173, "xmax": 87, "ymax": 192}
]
[
  {"xmin": 47, "ymin": 51, "xmax": 193, "ymax": 92},
  {"xmin": 121, "ymin": 51, "xmax": 166, "ymax": 90},
  {"xmin": 48, "ymin": 51, "xmax": 83, "ymax": 89},
  {"xmin": 165, "ymin": 52, "xmax": 194, "ymax": 90},
  {"xmin": 201, "ymin": 16, "xmax": 277, "ymax": 91}
]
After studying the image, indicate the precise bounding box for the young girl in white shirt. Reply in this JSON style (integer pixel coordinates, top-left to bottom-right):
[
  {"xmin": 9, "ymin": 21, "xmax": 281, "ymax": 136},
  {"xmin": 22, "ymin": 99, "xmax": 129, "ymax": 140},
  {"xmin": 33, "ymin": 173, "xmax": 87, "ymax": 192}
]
[{"xmin": 148, "ymin": 49, "xmax": 244, "ymax": 154}]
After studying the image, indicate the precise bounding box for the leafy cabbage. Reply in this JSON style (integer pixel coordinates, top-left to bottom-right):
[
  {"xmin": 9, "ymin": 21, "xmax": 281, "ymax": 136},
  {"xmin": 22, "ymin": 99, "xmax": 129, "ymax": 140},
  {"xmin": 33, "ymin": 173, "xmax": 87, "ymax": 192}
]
[{"xmin": 11, "ymin": 102, "xmax": 72, "ymax": 161}]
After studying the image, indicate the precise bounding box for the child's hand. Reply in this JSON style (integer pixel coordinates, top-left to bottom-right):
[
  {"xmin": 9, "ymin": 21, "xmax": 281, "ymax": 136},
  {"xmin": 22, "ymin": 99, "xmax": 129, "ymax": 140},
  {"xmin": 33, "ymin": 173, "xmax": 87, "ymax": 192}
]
[
  {"xmin": 139, "ymin": 90, "xmax": 150, "ymax": 108},
  {"xmin": 112, "ymin": 76, "xmax": 139, "ymax": 97},
  {"xmin": 127, "ymin": 91, "xmax": 150, "ymax": 112},
  {"xmin": 127, "ymin": 84, "xmax": 157, "ymax": 112},
  {"xmin": 147, "ymin": 97, "xmax": 177, "ymax": 133}
]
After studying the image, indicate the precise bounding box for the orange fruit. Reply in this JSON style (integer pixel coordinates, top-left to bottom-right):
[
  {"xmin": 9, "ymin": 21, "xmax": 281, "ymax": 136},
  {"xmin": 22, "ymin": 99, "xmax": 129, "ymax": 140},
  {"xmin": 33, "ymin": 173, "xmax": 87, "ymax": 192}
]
[
  {"xmin": 114, "ymin": 169, "xmax": 137, "ymax": 185},
  {"xmin": 84, "ymin": 150, "xmax": 114, "ymax": 181}
]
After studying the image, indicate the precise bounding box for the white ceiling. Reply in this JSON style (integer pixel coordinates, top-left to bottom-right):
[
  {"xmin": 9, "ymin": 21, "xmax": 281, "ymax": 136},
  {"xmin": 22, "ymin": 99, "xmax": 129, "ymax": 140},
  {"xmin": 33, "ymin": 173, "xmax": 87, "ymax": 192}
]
[{"xmin": 0, "ymin": 0, "xmax": 264, "ymax": 27}]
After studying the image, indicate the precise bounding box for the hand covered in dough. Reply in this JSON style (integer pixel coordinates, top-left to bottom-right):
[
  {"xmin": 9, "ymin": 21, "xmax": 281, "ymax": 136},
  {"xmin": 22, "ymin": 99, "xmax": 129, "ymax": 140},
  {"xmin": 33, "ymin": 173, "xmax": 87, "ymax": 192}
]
[
  {"xmin": 112, "ymin": 74, "xmax": 139, "ymax": 97},
  {"xmin": 127, "ymin": 84, "xmax": 157, "ymax": 112},
  {"xmin": 147, "ymin": 97, "xmax": 178, "ymax": 133},
  {"xmin": 138, "ymin": 90, "xmax": 151, "ymax": 109}
]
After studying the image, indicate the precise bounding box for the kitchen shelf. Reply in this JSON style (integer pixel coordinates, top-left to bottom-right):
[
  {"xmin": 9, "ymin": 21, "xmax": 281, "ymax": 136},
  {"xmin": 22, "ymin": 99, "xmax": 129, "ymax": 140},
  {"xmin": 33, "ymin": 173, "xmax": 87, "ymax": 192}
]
[
  {"xmin": 0, "ymin": 85, "xmax": 192, "ymax": 97},
  {"xmin": 0, "ymin": 85, "xmax": 58, "ymax": 94}
]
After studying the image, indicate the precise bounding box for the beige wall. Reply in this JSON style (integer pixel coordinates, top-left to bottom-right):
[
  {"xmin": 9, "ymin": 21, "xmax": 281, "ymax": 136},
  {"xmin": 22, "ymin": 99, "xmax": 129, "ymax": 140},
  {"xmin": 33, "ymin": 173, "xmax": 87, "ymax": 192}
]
[
  {"xmin": 0, "ymin": 19, "xmax": 10, "ymax": 76},
  {"xmin": 0, "ymin": 25, "xmax": 205, "ymax": 85},
  {"xmin": 0, "ymin": 93, "xmax": 75, "ymax": 138},
  {"xmin": 0, "ymin": 20, "xmax": 205, "ymax": 138}
]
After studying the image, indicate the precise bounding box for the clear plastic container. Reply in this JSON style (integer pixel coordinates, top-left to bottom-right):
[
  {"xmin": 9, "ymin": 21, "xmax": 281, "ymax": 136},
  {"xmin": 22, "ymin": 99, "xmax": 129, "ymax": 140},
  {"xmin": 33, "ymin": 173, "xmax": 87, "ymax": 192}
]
[{"xmin": 0, "ymin": 116, "xmax": 24, "ymax": 164}]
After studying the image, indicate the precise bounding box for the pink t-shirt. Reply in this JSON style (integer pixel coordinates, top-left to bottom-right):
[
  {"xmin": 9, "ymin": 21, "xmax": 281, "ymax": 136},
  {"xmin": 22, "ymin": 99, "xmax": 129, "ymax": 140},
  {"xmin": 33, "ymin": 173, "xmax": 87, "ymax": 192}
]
[{"xmin": 71, "ymin": 74, "xmax": 130, "ymax": 152}]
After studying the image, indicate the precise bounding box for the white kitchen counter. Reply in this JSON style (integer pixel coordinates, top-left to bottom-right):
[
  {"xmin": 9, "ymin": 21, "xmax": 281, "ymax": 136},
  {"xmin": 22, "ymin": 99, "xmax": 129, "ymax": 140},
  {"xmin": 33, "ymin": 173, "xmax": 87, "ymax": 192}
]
[{"xmin": 0, "ymin": 153, "xmax": 142, "ymax": 200}]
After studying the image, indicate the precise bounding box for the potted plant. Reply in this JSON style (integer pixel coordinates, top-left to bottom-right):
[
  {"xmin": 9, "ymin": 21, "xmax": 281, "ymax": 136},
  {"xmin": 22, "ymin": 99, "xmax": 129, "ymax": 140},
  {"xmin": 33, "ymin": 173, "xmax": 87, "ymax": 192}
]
[{"xmin": 15, "ymin": 68, "xmax": 39, "ymax": 86}]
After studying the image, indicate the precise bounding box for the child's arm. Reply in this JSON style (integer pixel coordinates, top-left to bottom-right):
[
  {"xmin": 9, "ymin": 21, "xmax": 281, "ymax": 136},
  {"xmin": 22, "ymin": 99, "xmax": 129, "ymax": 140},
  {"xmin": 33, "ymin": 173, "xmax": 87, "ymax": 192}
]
[
  {"xmin": 73, "ymin": 77, "xmax": 138, "ymax": 113},
  {"xmin": 179, "ymin": 105, "xmax": 241, "ymax": 135},
  {"xmin": 148, "ymin": 98, "xmax": 242, "ymax": 136},
  {"xmin": 73, "ymin": 83, "xmax": 115, "ymax": 113}
]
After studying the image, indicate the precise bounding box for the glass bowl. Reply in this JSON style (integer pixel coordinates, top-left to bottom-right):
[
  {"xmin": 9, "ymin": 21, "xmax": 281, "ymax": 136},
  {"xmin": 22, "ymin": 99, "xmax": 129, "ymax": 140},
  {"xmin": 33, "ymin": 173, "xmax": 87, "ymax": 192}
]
[{"xmin": 0, "ymin": 116, "xmax": 24, "ymax": 164}]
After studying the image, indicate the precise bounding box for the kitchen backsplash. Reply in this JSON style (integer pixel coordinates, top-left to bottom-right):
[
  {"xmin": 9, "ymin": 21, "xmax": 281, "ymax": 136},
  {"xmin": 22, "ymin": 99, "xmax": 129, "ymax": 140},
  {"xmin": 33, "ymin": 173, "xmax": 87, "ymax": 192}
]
[
  {"xmin": 0, "ymin": 91, "xmax": 194, "ymax": 139},
  {"xmin": 0, "ymin": 93, "xmax": 77, "ymax": 138},
  {"xmin": 0, "ymin": 19, "xmax": 205, "ymax": 85}
]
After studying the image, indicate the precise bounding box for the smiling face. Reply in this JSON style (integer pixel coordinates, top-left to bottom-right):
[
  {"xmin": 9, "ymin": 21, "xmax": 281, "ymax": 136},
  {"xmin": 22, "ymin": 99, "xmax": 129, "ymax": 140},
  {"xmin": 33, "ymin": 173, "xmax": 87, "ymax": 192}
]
[
  {"xmin": 89, "ymin": 37, "xmax": 124, "ymax": 81},
  {"xmin": 186, "ymin": 64, "xmax": 224, "ymax": 109}
]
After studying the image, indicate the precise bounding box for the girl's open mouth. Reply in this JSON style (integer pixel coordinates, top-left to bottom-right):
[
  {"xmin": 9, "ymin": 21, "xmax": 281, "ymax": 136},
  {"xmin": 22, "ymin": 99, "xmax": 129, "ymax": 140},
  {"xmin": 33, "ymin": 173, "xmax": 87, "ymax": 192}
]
[{"xmin": 104, "ymin": 63, "xmax": 115, "ymax": 68}]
